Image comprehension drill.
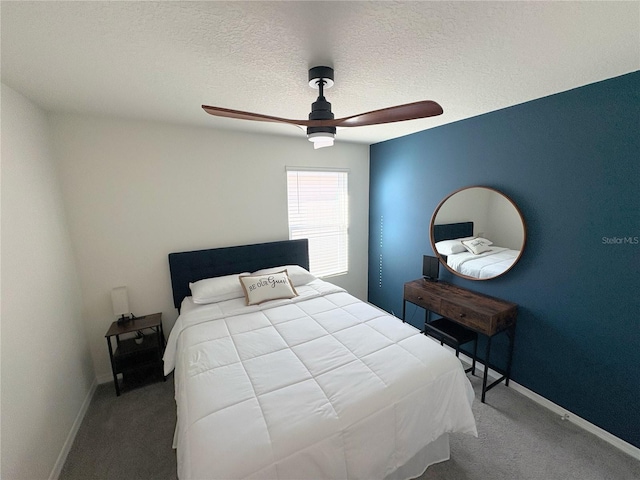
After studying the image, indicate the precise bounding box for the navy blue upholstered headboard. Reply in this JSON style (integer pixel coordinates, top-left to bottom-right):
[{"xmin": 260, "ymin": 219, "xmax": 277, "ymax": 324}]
[
  {"xmin": 433, "ymin": 222, "xmax": 474, "ymax": 243},
  {"xmin": 168, "ymin": 239, "xmax": 309, "ymax": 310}
]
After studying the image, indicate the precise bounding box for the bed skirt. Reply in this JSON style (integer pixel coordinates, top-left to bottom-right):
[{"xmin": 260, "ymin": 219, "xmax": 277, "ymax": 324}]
[
  {"xmin": 384, "ymin": 433, "xmax": 450, "ymax": 480},
  {"xmin": 172, "ymin": 426, "xmax": 450, "ymax": 480}
]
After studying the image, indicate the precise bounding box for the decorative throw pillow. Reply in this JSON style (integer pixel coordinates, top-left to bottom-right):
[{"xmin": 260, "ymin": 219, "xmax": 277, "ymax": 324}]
[
  {"xmin": 473, "ymin": 236, "xmax": 493, "ymax": 246},
  {"xmin": 461, "ymin": 237, "xmax": 493, "ymax": 255},
  {"xmin": 435, "ymin": 240, "xmax": 467, "ymax": 255},
  {"xmin": 251, "ymin": 265, "xmax": 317, "ymax": 287},
  {"xmin": 239, "ymin": 270, "xmax": 298, "ymax": 305},
  {"xmin": 189, "ymin": 273, "xmax": 249, "ymax": 304}
]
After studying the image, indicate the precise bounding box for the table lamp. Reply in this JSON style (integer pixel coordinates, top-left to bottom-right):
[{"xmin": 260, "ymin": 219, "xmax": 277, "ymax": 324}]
[{"xmin": 111, "ymin": 286, "xmax": 131, "ymax": 324}]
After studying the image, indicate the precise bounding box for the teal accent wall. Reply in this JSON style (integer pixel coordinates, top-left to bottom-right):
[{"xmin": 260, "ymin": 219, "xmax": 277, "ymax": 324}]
[{"xmin": 368, "ymin": 71, "xmax": 640, "ymax": 448}]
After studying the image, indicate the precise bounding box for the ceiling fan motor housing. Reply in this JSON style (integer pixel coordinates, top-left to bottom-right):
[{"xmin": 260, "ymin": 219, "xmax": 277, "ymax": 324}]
[{"xmin": 307, "ymin": 98, "xmax": 336, "ymax": 135}]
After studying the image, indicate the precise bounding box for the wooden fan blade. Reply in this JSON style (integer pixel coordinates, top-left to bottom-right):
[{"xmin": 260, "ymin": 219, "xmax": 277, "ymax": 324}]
[
  {"xmin": 203, "ymin": 100, "xmax": 443, "ymax": 129},
  {"xmin": 202, "ymin": 105, "xmax": 308, "ymax": 125},
  {"xmin": 333, "ymin": 101, "xmax": 443, "ymax": 127}
]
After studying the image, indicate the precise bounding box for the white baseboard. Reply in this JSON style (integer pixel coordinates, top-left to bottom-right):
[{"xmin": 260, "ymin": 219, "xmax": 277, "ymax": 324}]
[
  {"xmin": 507, "ymin": 380, "xmax": 640, "ymax": 461},
  {"xmin": 97, "ymin": 372, "xmax": 115, "ymax": 384},
  {"xmin": 49, "ymin": 378, "xmax": 98, "ymax": 480},
  {"xmin": 455, "ymin": 351, "xmax": 640, "ymax": 461}
]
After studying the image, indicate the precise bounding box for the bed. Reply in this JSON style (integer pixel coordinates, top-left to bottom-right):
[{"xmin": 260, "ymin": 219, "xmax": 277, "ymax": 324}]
[
  {"xmin": 433, "ymin": 222, "xmax": 521, "ymax": 279},
  {"xmin": 164, "ymin": 239, "xmax": 477, "ymax": 480}
]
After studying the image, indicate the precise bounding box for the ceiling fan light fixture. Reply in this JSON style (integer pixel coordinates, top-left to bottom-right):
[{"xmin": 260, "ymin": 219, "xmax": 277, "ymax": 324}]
[{"xmin": 308, "ymin": 131, "xmax": 335, "ymax": 149}]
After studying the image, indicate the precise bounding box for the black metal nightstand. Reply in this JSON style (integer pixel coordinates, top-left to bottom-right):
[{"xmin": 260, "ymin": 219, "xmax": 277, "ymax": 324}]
[{"xmin": 105, "ymin": 313, "xmax": 165, "ymax": 396}]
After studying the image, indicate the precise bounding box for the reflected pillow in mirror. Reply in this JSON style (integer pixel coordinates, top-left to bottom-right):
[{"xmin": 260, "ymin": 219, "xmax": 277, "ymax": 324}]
[
  {"xmin": 473, "ymin": 237, "xmax": 493, "ymax": 246},
  {"xmin": 239, "ymin": 270, "xmax": 298, "ymax": 305},
  {"xmin": 435, "ymin": 240, "xmax": 467, "ymax": 255},
  {"xmin": 462, "ymin": 238, "xmax": 493, "ymax": 255}
]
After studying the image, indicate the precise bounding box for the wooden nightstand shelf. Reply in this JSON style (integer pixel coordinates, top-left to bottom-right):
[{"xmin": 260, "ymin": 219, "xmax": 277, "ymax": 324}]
[{"xmin": 105, "ymin": 313, "xmax": 165, "ymax": 396}]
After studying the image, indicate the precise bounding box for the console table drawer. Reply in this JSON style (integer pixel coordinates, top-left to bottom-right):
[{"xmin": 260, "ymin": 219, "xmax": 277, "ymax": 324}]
[
  {"xmin": 403, "ymin": 279, "xmax": 517, "ymax": 337},
  {"xmin": 440, "ymin": 300, "xmax": 491, "ymax": 335},
  {"xmin": 403, "ymin": 284, "xmax": 440, "ymax": 312}
]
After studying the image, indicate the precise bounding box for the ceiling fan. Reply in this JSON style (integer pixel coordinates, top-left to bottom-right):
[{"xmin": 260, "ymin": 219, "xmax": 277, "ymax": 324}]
[{"xmin": 202, "ymin": 66, "xmax": 443, "ymax": 149}]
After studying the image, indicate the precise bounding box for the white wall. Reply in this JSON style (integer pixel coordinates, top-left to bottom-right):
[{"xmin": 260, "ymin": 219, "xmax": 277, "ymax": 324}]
[
  {"xmin": 1, "ymin": 85, "xmax": 95, "ymax": 479},
  {"xmin": 435, "ymin": 187, "xmax": 491, "ymax": 232},
  {"xmin": 486, "ymin": 192, "xmax": 524, "ymax": 250},
  {"xmin": 49, "ymin": 114, "xmax": 370, "ymax": 382}
]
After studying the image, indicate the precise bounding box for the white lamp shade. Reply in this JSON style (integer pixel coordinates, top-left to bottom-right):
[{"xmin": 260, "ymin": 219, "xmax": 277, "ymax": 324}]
[{"xmin": 111, "ymin": 286, "xmax": 130, "ymax": 317}]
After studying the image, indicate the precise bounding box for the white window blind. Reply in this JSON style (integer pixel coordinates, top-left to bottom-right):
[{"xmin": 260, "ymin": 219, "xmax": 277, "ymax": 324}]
[{"xmin": 287, "ymin": 168, "xmax": 349, "ymax": 277}]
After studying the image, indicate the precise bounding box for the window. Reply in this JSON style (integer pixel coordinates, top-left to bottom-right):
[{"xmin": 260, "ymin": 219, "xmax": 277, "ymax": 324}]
[{"xmin": 287, "ymin": 168, "xmax": 349, "ymax": 277}]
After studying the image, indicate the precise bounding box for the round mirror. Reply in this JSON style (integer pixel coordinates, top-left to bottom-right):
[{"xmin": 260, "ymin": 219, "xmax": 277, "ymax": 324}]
[{"xmin": 430, "ymin": 186, "xmax": 526, "ymax": 280}]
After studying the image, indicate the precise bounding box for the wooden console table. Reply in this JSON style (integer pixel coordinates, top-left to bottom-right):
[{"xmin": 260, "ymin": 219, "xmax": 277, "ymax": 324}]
[{"xmin": 403, "ymin": 279, "xmax": 517, "ymax": 402}]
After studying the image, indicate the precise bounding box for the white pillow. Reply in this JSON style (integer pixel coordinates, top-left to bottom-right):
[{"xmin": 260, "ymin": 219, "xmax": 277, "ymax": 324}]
[
  {"xmin": 189, "ymin": 272, "xmax": 249, "ymax": 304},
  {"xmin": 251, "ymin": 265, "xmax": 317, "ymax": 287},
  {"xmin": 473, "ymin": 236, "xmax": 493, "ymax": 246},
  {"xmin": 239, "ymin": 270, "xmax": 298, "ymax": 305},
  {"xmin": 435, "ymin": 240, "xmax": 467, "ymax": 255},
  {"xmin": 461, "ymin": 237, "xmax": 493, "ymax": 255}
]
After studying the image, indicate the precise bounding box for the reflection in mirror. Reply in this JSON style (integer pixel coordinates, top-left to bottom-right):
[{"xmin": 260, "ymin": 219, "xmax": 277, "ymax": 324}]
[{"xmin": 430, "ymin": 186, "xmax": 526, "ymax": 280}]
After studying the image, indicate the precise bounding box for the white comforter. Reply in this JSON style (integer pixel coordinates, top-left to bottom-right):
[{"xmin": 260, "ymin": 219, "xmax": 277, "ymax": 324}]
[
  {"xmin": 447, "ymin": 247, "xmax": 519, "ymax": 279},
  {"xmin": 165, "ymin": 280, "xmax": 477, "ymax": 480}
]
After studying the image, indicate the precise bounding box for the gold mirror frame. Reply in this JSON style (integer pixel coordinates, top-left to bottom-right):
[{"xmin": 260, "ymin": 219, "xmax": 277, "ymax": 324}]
[{"xmin": 429, "ymin": 186, "xmax": 527, "ymax": 281}]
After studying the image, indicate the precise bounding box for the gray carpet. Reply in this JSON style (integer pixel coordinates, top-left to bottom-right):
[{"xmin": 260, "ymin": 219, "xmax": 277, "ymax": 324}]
[
  {"xmin": 60, "ymin": 377, "xmax": 177, "ymax": 480},
  {"xmin": 60, "ymin": 374, "xmax": 640, "ymax": 480},
  {"xmin": 418, "ymin": 375, "xmax": 640, "ymax": 480}
]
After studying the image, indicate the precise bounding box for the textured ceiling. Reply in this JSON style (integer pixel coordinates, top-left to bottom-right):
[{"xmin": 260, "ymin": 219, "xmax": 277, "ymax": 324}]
[{"xmin": 2, "ymin": 1, "xmax": 639, "ymax": 145}]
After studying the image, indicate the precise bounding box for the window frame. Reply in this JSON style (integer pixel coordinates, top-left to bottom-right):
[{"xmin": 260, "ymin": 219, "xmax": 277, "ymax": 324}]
[{"xmin": 286, "ymin": 167, "xmax": 349, "ymax": 278}]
